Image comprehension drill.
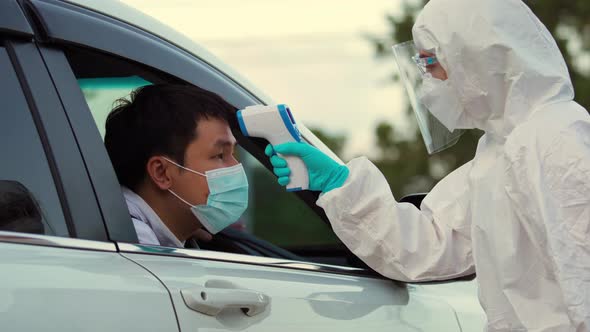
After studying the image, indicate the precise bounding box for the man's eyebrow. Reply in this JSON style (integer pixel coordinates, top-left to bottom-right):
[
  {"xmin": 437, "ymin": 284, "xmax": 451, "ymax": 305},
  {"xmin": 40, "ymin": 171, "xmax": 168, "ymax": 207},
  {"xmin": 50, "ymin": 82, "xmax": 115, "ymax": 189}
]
[{"xmin": 214, "ymin": 139, "xmax": 237, "ymax": 147}]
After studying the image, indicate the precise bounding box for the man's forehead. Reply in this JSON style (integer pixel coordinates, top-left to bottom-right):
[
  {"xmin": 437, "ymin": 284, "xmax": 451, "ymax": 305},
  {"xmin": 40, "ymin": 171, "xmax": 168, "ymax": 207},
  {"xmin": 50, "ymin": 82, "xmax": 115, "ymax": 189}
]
[
  {"xmin": 195, "ymin": 118, "xmax": 234, "ymax": 140},
  {"xmin": 188, "ymin": 133, "xmax": 236, "ymax": 155},
  {"xmin": 213, "ymin": 137, "xmax": 237, "ymax": 147}
]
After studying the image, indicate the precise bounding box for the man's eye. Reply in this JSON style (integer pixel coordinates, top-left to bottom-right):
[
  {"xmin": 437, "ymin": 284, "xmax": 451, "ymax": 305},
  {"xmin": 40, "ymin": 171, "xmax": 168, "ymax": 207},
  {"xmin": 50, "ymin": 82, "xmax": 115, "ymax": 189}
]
[{"xmin": 215, "ymin": 153, "xmax": 224, "ymax": 160}]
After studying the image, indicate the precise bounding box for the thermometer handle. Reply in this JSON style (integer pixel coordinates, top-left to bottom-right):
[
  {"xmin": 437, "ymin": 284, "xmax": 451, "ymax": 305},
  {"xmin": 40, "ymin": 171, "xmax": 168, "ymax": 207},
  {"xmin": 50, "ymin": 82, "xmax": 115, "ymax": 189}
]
[{"xmin": 280, "ymin": 154, "xmax": 309, "ymax": 191}]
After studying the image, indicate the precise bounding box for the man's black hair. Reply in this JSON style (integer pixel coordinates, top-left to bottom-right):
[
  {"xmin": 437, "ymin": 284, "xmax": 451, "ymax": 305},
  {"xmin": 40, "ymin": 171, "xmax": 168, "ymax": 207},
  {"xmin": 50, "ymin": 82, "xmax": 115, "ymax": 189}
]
[{"xmin": 104, "ymin": 84, "xmax": 236, "ymax": 191}]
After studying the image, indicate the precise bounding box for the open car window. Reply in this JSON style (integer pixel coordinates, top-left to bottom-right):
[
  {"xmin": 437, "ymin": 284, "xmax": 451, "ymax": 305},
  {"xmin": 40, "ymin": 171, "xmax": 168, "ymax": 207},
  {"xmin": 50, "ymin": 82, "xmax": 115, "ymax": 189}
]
[{"xmin": 62, "ymin": 45, "xmax": 347, "ymax": 264}]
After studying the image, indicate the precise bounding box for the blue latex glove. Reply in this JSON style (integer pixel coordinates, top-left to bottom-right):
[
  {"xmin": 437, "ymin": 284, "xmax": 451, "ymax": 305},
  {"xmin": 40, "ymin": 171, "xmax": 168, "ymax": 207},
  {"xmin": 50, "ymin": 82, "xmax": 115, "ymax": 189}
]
[{"xmin": 264, "ymin": 143, "xmax": 349, "ymax": 193}]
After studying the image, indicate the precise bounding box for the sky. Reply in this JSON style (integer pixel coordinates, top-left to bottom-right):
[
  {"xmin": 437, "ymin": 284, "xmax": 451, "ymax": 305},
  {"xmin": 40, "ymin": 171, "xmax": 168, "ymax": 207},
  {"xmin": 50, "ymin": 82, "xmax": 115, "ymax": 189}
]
[{"xmin": 119, "ymin": 0, "xmax": 410, "ymax": 159}]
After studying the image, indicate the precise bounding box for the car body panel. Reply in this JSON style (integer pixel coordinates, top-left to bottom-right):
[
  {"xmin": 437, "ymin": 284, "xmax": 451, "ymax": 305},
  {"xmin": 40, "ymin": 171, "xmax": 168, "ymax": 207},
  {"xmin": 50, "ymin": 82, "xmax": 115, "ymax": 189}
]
[
  {"xmin": 413, "ymin": 281, "xmax": 486, "ymax": 331},
  {"xmin": 122, "ymin": 247, "xmax": 462, "ymax": 331},
  {"xmin": 0, "ymin": 236, "xmax": 178, "ymax": 331}
]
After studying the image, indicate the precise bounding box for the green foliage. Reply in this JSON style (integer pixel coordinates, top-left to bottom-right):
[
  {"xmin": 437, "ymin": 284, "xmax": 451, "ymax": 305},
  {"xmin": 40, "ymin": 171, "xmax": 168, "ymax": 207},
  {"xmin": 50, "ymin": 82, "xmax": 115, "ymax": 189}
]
[
  {"xmin": 528, "ymin": 0, "xmax": 590, "ymax": 110},
  {"xmin": 309, "ymin": 127, "xmax": 347, "ymax": 158},
  {"xmin": 375, "ymin": 122, "xmax": 397, "ymax": 159},
  {"xmin": 249, "ymin": 166, "xmax": 340, "ymax": 247}
]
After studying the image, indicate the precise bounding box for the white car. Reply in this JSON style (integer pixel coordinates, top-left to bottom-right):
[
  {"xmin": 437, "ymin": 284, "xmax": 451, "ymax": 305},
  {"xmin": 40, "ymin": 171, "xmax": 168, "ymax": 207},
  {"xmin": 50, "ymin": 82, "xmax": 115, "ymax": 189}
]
[{"xmin": 0, "ymin": 0, "xmax": 485, "ymax": 330}]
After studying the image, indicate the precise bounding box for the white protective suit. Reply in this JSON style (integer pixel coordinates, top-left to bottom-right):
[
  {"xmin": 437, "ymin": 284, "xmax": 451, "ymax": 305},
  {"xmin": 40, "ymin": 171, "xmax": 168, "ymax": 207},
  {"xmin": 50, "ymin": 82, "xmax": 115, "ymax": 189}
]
[{"xmin": 317, "ymin": 0, "xmax": 590, "ymax": 330}]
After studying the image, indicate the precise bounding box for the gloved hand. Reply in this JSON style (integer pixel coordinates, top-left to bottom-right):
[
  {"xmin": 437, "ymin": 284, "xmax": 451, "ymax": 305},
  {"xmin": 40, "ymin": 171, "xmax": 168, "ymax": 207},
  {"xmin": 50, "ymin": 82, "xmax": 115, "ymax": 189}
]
[{"xmin": 264, "ymin": 142, "xmax": 349, "ymax": 193}]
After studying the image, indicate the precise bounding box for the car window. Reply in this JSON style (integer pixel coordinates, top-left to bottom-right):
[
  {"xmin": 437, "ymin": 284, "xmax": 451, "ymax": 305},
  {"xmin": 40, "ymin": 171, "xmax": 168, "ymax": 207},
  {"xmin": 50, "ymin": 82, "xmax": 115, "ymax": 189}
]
[
  {"xmin": 61, "ymin": 45, "xmax": 340, "ymax": 251},
  {"xmin": 0, "ymin": 46, "xmax": 69, "ymax": 237},
  {"xmin": 244, "ymin": 156, "xmax": 340, "ymax": 248},
  {"xmin": 78, "ymin": 76, "xmax": 152, "ymax": 138}
]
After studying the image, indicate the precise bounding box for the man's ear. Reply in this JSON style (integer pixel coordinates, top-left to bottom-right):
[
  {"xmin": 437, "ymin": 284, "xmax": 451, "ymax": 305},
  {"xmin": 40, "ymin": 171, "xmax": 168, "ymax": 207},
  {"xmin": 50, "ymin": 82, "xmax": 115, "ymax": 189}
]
[{"xmin": 146, "ymin": 156, "xmax": 174, "ymax": 191}]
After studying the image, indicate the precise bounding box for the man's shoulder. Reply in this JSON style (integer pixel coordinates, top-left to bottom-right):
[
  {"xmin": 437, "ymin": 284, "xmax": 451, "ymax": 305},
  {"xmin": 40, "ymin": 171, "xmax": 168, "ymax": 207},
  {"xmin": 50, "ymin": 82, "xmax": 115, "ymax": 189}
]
[
  {"xmin": 132, "ymin": 217, "xmax": 161, "ymax": 246},
  {"xmin": 121, "ymin": 186, "xmax": 162, "ymax": 246},
  {"xmin": 121, "ymin": 186, "xmax": 151, "ymax": 223}
]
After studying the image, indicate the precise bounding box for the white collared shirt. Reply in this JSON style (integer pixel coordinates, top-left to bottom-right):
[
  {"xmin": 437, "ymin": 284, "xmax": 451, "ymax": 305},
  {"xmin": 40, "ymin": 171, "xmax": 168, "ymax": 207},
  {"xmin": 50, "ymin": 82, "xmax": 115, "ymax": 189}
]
[{"xmin": 121, "ymin": 186, "xmax": 184, "ymax": 248}]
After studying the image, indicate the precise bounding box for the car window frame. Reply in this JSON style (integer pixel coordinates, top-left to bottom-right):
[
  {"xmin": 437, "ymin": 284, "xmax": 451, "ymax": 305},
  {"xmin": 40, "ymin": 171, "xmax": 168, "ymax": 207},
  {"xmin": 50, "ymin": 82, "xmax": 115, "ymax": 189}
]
[
  {"xmin": 118, "ymin": 242, "xmax": 385, "ymax": 280},
  {"xmin": 28, "ymin": 0, "xmax": 387, "ymax": 279},
  {"xmin": 28, "ymin": 0, "xmax": 329, "ymax": 220},
  {"xmin": 37, "ymin": 45, "xmax": 140, "ymax": 243},
  {"xmin": 0, "ymin": 0, "xmax": 34, "ymax": 38},
  {"xmin": 3, "ymin": 39, "xmax": 109, "ymax": 242},
  {"xmin": 29, "ymin": 0, "xmax": 266, "ymax": 244}
]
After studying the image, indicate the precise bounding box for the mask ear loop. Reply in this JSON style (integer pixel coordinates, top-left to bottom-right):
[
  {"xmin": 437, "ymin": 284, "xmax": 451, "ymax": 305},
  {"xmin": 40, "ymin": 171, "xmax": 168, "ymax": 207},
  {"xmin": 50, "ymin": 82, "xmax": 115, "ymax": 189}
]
[
  {"xmin": 167, "ymin": 188, "xmax": 194, "ymax": 207},
  {"xmin": 162, "ymin": 157, "xmax": 206, "ymax": 177},
  {"xmin": 161, "ymin": 156, "xmax": 206, "ymax": 207}
]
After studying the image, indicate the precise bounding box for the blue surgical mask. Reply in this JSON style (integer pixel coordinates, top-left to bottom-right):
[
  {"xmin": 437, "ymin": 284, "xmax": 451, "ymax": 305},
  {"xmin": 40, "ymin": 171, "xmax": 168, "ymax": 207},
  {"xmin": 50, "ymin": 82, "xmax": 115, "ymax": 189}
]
[{"xmin": 164, "ymin": 158, "xmax": 249, "ymax": 234}]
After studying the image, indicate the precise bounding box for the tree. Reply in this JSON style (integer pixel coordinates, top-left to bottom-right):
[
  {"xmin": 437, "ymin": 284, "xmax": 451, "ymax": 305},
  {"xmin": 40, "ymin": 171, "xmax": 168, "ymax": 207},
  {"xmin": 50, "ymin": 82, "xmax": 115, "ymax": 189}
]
[
  {"xmin": 375, "ymin": 122, "xmax": 397, "ymax": 160},
  {"xmin": 366, "ymin": 0, "xmax": 590, "ymax": 196},
  {"xmin": 309, "ymin": 127, "xmax": 347, "ymax": 158}
]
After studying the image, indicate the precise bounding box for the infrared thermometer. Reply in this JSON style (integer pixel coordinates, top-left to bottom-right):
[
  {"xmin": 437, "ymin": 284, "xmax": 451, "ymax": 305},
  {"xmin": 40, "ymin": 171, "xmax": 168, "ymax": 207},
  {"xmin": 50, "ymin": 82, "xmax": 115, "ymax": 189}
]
[{"xmin": 237, "ymin": 104, "xmax": 309, "ymax": 191}]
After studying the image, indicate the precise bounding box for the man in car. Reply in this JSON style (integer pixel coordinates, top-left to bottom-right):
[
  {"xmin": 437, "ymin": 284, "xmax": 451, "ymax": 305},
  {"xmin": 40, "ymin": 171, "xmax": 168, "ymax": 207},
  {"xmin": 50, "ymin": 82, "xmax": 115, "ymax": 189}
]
[{"xmin": 104, "ymin": 84, "xmax": 249, "ymax": 247}]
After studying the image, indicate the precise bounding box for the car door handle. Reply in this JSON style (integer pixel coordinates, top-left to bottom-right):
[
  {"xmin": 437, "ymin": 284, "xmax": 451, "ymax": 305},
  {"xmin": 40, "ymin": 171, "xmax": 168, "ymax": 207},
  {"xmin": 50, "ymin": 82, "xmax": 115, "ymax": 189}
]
[{"xmin": 181, "ymin": 281, "xmax": 270, "ymax": 317}]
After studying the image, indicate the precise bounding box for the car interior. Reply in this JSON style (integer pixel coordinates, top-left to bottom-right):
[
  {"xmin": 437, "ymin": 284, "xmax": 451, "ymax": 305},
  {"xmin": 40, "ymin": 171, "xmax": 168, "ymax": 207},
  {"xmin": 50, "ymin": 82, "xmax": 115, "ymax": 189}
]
[{"xmin": 0, "ymin": 180, "xmax": 45, "ymax": 235}]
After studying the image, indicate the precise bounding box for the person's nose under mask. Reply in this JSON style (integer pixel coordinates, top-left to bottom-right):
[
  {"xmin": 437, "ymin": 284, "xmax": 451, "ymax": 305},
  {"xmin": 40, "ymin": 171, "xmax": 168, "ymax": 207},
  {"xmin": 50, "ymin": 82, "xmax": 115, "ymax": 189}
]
[{"xmin": 164, "ymin": 157, "xmax": 249, "ymax": 235}]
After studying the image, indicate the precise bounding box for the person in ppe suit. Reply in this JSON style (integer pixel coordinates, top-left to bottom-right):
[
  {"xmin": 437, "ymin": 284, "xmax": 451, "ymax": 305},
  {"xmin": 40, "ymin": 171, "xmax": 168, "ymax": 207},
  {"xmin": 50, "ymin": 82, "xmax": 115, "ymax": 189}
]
[{"xmin": 265, "ymin": 0, "xmax": 590, "ymax": 330}]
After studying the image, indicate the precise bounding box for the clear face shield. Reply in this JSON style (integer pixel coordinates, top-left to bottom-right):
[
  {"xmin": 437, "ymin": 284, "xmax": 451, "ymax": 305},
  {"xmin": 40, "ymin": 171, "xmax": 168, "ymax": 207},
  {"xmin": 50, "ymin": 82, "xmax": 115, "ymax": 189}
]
[{"xmin": 392, "ymin": 40, "xmax": 464, "ymax": 154}]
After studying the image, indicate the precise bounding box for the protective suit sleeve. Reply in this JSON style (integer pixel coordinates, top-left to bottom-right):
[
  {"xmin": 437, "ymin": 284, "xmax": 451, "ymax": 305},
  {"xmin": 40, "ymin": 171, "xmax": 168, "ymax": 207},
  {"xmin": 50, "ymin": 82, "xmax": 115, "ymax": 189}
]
[
  {"xmin": 317, "ymin": 157, "xmax": 475, "ymax": 282},
  {"xmin": 506, "ymin": 122, "xmax": 590, "ymax": 329}
]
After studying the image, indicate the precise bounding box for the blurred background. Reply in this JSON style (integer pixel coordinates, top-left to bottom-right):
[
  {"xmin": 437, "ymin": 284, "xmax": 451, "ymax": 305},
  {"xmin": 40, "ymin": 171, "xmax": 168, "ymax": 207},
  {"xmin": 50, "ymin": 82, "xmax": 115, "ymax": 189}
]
[{"xmin": 114, "ymin": 0, "xmax": 590, "ymax": 249}]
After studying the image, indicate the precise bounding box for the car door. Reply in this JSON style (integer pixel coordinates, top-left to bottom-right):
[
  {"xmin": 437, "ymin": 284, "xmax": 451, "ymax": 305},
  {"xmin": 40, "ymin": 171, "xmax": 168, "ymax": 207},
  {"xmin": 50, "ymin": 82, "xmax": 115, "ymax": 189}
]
[
  {"xmin": 121, "ymin": 245, "xmax": 466, "ymax": 331},
  {"xmin": 0, "ymin": 1, "xmax": 179, "ymax": 331},
  {"xmin": 29, "ymin": 0, "xmax": 463, "ymax": 330}
]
